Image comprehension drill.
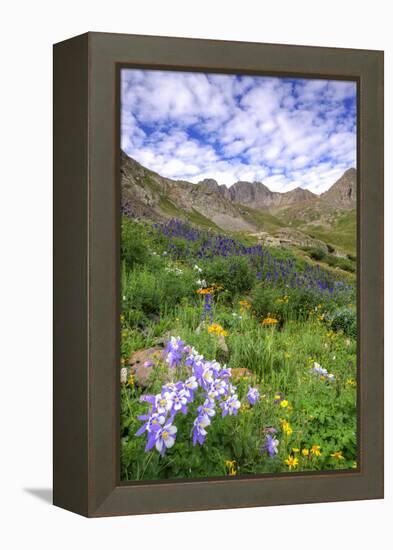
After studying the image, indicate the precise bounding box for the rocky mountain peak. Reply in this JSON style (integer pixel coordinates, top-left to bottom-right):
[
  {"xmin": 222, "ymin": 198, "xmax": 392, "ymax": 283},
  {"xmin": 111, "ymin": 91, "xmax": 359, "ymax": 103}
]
[{"xmin": 321, "ymin": 168, "xmax": 356, "ymax": 207}]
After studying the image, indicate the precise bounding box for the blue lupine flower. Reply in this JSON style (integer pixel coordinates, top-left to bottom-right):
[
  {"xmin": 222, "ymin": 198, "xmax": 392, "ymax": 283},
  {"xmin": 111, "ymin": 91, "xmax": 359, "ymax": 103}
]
[{"xmin": 202, "ymin": 293, "xmax": 213, "ymax": 323}]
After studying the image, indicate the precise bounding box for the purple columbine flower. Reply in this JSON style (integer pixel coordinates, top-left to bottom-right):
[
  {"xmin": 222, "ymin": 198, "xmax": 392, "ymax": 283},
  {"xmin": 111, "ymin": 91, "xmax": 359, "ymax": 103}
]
[
  {"xmin": 220, "ymin": 394, "xmax": 241, "ymax": 417},
  {"xmin": 165, "ymin": 336, "xmax": 185, "ymax": 368},
  {"xmin": 135, "ymin": 412, "xmax": 166, "ymax": 437},
  {"xmin": 197, "ymin": 363, "xmax": 216, "ymax": 390},
  {"xmin": 262, "ymin": 434, "xmax": 279, "ymax": 457},
  {"xmin": 247, "ymin": 386, "xmax": 260, "ymax": 406},
  {"xmin": 206, "ymin": 378, "xmax": 228, "ymax": 401},
  {"xmin": 197, "ymin": 399, "xmax": 216, "ymax": 419},
  {"xmin": 218, "ymin": 367, "xmax": 231, "ymax": 379},
  {"xmin": 184, "ymin": 376, "xmax": 198, "ymax": 400},
  {"xmin": 153, "ymin": 392, "xmax": 174, "ymax": 415},
  {"xmin": 170, "ymin": 388, "xmax": 189, "ymax": 415},
  {"xmin": 311, "ymin": 361, "xmax": 334, "ymax": 380},
  {"xmin": 147, "ymin": 423, "xmax": 177, "ymax": 456},
  {"xmin": 192, "ymin": 414, "xmax": 211, "ymax": 446},
  {"xmin": 186, "ymin": 349, "xmax": 204, "ymax": 370}
]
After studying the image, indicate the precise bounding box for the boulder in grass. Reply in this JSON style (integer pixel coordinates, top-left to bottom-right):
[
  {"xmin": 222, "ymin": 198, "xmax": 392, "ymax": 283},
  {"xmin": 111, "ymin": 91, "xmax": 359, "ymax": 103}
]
[
  {"xmin": 216, "ymin": 334, "xmax": 229, "ymax": 361},
  {"xmin": 231, "ymin": 367, "xmax": 253, "ymax": 382},
  {"xmin": 127, "ymin": 346, "xmax": 165, "ymax": 387}
]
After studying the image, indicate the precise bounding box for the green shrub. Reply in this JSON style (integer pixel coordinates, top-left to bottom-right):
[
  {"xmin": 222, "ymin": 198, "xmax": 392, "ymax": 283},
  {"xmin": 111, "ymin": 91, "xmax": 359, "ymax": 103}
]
[
  {"xmin": 250, "ymin": 284, "xmax": 326, "ymax": 321},
  {"xmin": 121, "ymin": 218, "xmax": 148, "ymax": 269},
  {"xmin": 330, "ymin": 307, "xmax": 357, "ymax": 338},
  {"xmin": 122, "ymin": 266, "xmax": 197, "ymax": 319},
  {"xmin": 327, "ymin": 244, "xmax": 335, "ymax": 254},
  {"xmin": 308, "ymin": 247, "xmax": 327, "ymax": 261},
  {"xmin": 201, "ymin": 256, "xmax": 254, "ymax": 294},
  {"xmin": 250, "ymin": 286, "xmax": 286, "ymax": 319},
  {"xmin": 325, "ymin": 255, "xmax": 356, "ymax": 273}
]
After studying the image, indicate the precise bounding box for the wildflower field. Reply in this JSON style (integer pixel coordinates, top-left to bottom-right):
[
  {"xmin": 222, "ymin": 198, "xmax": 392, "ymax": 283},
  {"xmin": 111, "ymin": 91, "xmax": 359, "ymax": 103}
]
[{"xmin": 120, "ymin": 218, "xmax": 357, "ymax": 481}]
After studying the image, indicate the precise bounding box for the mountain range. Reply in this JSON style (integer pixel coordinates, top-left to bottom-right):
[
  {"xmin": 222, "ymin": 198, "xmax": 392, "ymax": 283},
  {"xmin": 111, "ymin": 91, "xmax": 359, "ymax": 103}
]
[{"xmin": 121, "ymin": 151, "xmax": 356, "ymax": 238}]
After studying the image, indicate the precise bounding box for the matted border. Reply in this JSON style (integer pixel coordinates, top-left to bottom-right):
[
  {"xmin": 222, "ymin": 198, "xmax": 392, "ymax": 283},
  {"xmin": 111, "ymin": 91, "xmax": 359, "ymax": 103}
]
[{"xmin": 53, "ymin": 32, "xmax": 383, "ymax": 517}]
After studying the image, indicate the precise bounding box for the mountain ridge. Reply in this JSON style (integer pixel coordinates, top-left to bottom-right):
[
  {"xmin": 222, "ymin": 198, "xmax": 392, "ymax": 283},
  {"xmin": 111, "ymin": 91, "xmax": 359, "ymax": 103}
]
[{"xmin": 121, "ymin": 150, "xmax": 356, "ymax": 233}]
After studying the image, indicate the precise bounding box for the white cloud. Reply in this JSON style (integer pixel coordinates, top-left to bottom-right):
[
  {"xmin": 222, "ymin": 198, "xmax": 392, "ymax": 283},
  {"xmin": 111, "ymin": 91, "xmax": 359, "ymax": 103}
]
[{"xmin": 121, "ymin": 70, "xmax": 357, "ymax": 194}]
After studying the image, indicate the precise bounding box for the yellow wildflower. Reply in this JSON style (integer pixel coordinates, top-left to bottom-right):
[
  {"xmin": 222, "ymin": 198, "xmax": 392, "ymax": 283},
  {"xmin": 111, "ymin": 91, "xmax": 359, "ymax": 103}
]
[
  {"xmin": 127, "ymin": 374, "xmax": 135, "ymax": 388},
  {"xmin": 225, "ymin": 460, "xmax": 237, "ymax": 476},
  {"xmin": 281, "ymin": 420, "xmax": 293, "ymax": 436},
  {"xmin": 330, "ymin": 451, "xmax": 344, "ymax": 460},
  {"xmin": 292, "ymin": 448, "xmax": 300, "ymax": 453},
  {"xmin": 302, "ymin": 448, "xmax": 309, "ymax": 457},
  {"xmin": 346, "ymin": 378, "xmax": 356, "ymax": 387},
  {"xmin": 261, "ymin": 317, "xmax": 278, "ymax": 326},
  {"xmin": 285, "ymin": 455, "xmax": 299, "ymax": 470},
  {"xmin": 208, "ymin": 323, "xmax": 228, "ymax": 337},
  {"xmin": 197, "ymin": 284, "xmax": 224, "ymax": 295},
  {"xmin": 280, "ymin": 400, "xmax": 289, "ymax": 408},
  {"xmin": 196, "ymin": 288, "xmax": 212, "ymax": 295},
  {"xmin": 311, "ymin": 445, "xmax": 321, "ymax": 456},
  {"xmin": 239, "ymin": 300, "xmax": 251, "ymax": 310}
]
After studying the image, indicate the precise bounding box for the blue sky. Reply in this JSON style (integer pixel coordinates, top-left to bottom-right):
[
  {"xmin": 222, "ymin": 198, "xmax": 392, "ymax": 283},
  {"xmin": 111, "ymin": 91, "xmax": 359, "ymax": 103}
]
[{"xmin": 121, "ymin": 70, "xmax": 356, "ymax": 194}]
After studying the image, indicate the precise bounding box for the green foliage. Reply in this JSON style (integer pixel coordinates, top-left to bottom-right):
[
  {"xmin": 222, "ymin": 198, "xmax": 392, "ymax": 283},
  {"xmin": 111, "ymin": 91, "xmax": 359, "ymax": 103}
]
[
  {"xmin": 121, "ymin": 265, "xmax": 198, "ymax": 321},
  {"xmin": 201, "ymin": 255, "xmax": 255, "ymax": 294},
  {"xmin": 307, "ymin": 247, "xmax": 327, "ymax": 261},
  {"xmin": 330, "ymin": 307, "xmax": 357, "ymax": 338},
  {"xmin": 303, "ymin": 209, "xmax": 356, "ymax": 255},
  {"xmin": 250, "ymin": 284, "xmax": 325, "ymax": 322},
  {"xmin": 121, "ymin": 217, "xmax": 148, "ymax": 270},
  {"xmin": 325, "ymin": 255, "xmax": 356, "ymax": 273}
]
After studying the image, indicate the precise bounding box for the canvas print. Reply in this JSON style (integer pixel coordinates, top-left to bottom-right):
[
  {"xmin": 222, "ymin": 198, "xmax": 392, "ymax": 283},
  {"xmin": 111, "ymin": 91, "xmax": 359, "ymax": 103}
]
[{"xmin": 119, "ymin": 69, "xmax": 357, "ymax": 481}]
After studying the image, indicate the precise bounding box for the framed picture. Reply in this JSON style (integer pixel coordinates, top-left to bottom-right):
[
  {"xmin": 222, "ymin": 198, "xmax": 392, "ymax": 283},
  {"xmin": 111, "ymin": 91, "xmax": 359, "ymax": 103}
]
[{"xmin": 53, "ymin": 32, "xmax": 384, "ymax": 517}]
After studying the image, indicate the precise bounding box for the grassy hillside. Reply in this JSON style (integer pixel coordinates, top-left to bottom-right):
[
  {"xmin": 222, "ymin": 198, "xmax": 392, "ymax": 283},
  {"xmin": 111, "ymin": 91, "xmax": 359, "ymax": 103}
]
[
  {"xmin": 303, "ymin": 210, "xmax": 356, "ymax": 256},
  {"xmin": 240, "ymin": 204, "xmax": 286, "ymax": 232}
]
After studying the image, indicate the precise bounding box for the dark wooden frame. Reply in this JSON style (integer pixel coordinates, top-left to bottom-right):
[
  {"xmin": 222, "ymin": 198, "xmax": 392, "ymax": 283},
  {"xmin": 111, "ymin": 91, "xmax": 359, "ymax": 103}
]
[{"xmin": 53, "ymin": 32, "xmax": 384, "ymax": 517}]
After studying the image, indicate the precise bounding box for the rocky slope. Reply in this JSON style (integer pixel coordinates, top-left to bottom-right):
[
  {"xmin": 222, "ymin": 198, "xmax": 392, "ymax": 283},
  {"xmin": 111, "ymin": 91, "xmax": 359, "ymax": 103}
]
[
  {"xmin": 121, "ymin": 150, "xmax": 356, "ymax": 235},
  {"xmin": 320, "ymin": 168, "xmax": 356, "ymax": 208}
]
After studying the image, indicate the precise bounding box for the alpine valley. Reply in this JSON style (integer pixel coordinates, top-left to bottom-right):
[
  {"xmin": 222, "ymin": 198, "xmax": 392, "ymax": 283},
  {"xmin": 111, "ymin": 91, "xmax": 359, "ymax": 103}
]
[{"xmin": 121, "ymin": 151, "xmax": 357, "ymax": 258}]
